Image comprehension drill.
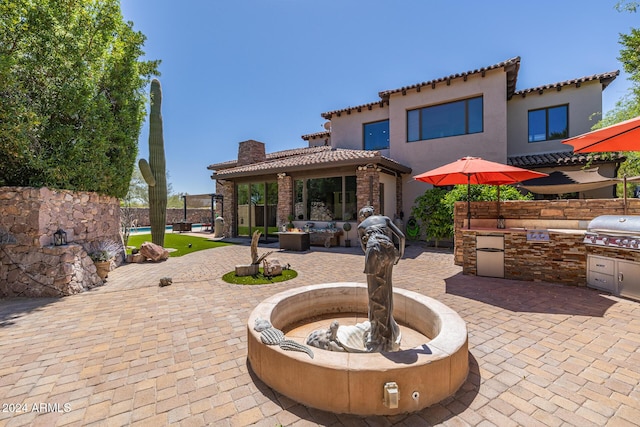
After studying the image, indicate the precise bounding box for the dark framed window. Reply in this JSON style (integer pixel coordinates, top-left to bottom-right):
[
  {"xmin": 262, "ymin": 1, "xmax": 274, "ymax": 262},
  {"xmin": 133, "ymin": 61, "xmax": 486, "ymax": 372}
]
[
  {"xmin": 363, "ymin": 120, "xmax": 389, "ymax": 150},
  {"xmin": 294, "ymin": 175, "xmax": 357, "ymax": 221},
  {"xmin": 528, "ymin": 105, "xmax": 568, "ymax": 142},
  {"xmin": 407, "ymin": 96, "xmax": 483, "ymax": 142}
]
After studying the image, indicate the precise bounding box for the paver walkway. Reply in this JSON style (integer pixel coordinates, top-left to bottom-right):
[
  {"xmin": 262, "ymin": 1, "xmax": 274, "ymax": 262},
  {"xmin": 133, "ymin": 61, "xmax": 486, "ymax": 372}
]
[{"xmin": 0, "ymin": 240, "xmax": 639, "ymax": 426}]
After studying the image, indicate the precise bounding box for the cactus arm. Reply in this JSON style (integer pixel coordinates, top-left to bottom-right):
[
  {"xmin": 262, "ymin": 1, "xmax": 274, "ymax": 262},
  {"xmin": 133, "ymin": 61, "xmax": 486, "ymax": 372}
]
[
  {"xmin": 146, "ymin": 78, "xmax": 168, "ymax": 247},
  {"xmin": 138, "ymin": 158, "xmax": 156, "ymax": 187}
]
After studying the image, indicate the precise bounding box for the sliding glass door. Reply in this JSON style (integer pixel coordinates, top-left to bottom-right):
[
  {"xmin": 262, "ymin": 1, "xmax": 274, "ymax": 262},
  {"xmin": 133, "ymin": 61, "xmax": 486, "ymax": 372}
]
[{"xmin": 236, "ymin": 181, "xmax": 278, "ymax": 238}]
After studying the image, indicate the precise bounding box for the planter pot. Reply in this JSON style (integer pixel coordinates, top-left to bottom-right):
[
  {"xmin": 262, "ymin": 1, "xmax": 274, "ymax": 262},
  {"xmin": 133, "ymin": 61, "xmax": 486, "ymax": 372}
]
[{"xmin": 94, "ymin": 261, "xmax": 111, "ymax": 279}]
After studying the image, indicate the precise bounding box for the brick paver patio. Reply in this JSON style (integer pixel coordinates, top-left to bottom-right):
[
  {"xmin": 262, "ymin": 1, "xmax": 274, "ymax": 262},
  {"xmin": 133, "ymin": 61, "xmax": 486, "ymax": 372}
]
[{"xmin": 0, "ymin": 240, "xmax": 639, "ymax": 426}]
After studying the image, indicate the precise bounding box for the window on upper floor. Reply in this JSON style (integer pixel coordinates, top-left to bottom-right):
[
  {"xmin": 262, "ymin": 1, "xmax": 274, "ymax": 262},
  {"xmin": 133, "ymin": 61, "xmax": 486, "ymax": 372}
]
[
  {"xmin": 363, "ymin": 120, "xmax": 389, "ymax": 150},
  {"xmin": 407, "ymin": 96, "xmax": 483, "ymax": 142},
  {"xmin": 528, "ymin": 105, "xmax": 568, "ymax": 142}
]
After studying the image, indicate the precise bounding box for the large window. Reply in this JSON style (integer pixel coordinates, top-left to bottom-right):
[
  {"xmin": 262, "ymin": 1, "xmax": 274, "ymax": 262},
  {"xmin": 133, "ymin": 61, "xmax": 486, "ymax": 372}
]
[
  {"xmin": 236, "ymin": 181, "xmax": 278, "ymax": 237},
  {"xmin": 528, "ymin": 105, "xmax": 568, "ymax": 142},
  {"xmin": 364, "ymin": 120, "xmax": 389, "ymax": 150},
  {"xmin": 294, "ymin": 176, "xmax": 357, "ymax": 221},
  {"xmin": 407, "ymin": 96, "xmax": 483, "ymax": 142}
]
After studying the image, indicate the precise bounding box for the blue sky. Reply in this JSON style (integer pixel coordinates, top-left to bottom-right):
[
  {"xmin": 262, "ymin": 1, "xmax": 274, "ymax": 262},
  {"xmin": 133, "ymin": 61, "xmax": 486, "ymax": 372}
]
[{"xmin": 121, "ymin": 0, "xmax": 638, "ymax": 196}]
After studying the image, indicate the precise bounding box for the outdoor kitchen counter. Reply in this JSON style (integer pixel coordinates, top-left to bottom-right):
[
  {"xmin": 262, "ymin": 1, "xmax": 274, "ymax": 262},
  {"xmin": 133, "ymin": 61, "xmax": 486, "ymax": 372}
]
[
  {"xmin": 465, "ymin": 227, "xmax": 586, "ymax": 234},
  {"xmin": 461, "ymin": 227, "xmax": 587, "ymax": 285}
]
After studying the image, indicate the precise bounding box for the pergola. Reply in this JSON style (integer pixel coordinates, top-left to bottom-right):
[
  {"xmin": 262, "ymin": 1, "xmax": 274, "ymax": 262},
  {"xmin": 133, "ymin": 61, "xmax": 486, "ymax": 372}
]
[{"xmin": 180, "ymin": 194, "xmax": 223, "ymax": 232}]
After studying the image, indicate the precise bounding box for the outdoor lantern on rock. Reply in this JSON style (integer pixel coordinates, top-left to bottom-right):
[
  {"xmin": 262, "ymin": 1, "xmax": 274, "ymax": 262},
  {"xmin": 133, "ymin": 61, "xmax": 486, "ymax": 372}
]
[{"xmin": 53, "ymin": 229, "xmax": 67, "ymax": 246}]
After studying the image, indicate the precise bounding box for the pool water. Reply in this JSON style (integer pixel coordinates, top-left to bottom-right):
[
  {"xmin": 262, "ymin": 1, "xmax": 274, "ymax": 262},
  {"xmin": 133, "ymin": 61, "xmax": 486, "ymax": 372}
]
[{"xmin": 130, "ymin": 224, "xmax": 206, "ymax": 234}]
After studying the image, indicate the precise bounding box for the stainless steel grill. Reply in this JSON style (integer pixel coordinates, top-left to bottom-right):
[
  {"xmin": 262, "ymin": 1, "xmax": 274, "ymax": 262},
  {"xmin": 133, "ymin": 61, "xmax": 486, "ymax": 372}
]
[
  {"xmin": 585, "ymin": 215, "xmax": 640, "ymax": 301},
  {"xmin": 584, "ymin": 215, "xmax": 640, "ymax": 250}
]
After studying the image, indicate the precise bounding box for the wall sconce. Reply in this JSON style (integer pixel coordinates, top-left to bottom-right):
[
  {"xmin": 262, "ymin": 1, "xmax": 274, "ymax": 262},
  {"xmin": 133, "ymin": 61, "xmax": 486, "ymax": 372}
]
[
  {"xmin": 53, "ymin": 228, "xmax": 67, "ymax": 246},
  {"xmin": 277, "ymin": 173, "xmax": 287, "ymax": 179}
]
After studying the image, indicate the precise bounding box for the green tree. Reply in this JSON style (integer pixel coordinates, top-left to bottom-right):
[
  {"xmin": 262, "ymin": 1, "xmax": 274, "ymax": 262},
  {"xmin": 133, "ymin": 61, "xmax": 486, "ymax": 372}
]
[
  {"xmin": 0, "ymin": 0, "xmax": 159, "ymax": 198},
  {"xmin": 411, "ymin": 187, "xmax": 452, "ymax": 245},
  {"xmin": 593, "ymin": 2, "xmax": 640, "ymax": 196},
  {"xmin": 412, "ymin": 185, "xmax": 532, "ymax": 243},
  {"xmin": 441, "ymin": 185, "xmax": 532, "ymax": 215},
  {"xmin": 167, "ymin": 193, "xmax": 186, "ymax": 209}
]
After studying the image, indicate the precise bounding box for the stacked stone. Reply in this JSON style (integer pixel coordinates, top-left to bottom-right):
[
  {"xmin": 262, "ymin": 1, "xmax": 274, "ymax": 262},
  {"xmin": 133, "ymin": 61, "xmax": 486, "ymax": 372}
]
[{"xmin": 0, "ymin": 186, "xmax": 122, "ymax": 297}]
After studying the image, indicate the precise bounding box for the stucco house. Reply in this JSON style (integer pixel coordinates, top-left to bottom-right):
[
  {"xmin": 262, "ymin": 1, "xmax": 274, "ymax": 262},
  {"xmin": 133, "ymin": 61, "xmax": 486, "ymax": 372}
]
[{"xmin": 208, "ymin": 56, "xmax": 621, "ymax": 242}]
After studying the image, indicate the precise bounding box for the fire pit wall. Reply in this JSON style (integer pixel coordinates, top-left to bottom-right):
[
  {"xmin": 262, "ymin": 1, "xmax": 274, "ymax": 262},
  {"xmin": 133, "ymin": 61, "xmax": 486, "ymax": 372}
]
[
  {"xmin": 0, "ymin": 186, "xmax": 122, "ymax": 297},
  {"xmin": 455, "ymin": 199, "xmax": 640, "ymax": 285}
]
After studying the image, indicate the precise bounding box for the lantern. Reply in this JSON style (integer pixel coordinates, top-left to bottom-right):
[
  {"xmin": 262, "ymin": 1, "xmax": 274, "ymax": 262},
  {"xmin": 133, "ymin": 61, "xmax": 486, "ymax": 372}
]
[{"xmin": 53, "ymin": 229, "xmax": 67, "ymax": 246}]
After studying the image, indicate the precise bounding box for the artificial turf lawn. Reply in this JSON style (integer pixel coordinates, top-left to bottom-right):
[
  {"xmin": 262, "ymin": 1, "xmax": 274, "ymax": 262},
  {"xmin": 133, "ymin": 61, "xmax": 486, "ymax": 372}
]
[
  {"xmin": 222, "ymin": 268, "xmax": 298, "ymax": 285},
  {"xmin": 127, "ymin": 233, "xmax": 233, "ymax": 257}
]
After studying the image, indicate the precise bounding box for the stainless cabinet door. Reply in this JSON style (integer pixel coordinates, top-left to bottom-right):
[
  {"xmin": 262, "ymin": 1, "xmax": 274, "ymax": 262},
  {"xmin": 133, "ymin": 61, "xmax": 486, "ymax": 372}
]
[
  {"xmin": 476, "ymin": 249, "xmax": 504, "ymax": 278},
  {"xmin": 618, "ymin": 260, "xmax": 640, "ymax": 301}
]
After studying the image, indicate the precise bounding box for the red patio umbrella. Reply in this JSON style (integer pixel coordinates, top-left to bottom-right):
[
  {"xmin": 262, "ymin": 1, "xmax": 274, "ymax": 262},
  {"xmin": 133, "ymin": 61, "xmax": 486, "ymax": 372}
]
[
  {"xmin": 414, "ymin": 156, "xmax": 548, "ymax": 228},
  {"xmin": 562, "ymin": 115, "xmax": 640, "ymax": 153}
]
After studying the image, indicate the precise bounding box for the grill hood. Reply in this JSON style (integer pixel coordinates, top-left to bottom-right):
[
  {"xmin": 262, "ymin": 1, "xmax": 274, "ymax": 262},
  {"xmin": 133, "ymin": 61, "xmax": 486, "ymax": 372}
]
[{"xmin": 587, "ymin": 215, "xmax": 640, "ymax": 234}]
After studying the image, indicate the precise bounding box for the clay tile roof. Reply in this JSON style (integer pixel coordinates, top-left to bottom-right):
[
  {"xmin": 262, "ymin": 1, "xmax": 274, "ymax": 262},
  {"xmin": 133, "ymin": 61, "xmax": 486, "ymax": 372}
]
[
  {"xmin": 378, "ymin": 56, "xmax": 521, "ymax": 99},
  {"xmin": 301, "ymin": 131, "xmax": 330, "ymax": 140},
  {"xmin": 513, "ymin": 70, "xmax": 619, "ymax": 96},
  {"xmin": 207, "ymin": 146, "xmax": 330, "ymax": 171},
  {"xmin": 320, "ymin": 100, "xmax": 389, "ymax": 120},
  {"xmin": 320, "ymin": 57, "xmax": 521, "ymax": 119},
  {"xmin": 209, "ymin": 146, "xmax": 411, "ymax": 179},
  {"xmin": 507, "ymin": 151, "xmax": 624, "ymax": 168}
]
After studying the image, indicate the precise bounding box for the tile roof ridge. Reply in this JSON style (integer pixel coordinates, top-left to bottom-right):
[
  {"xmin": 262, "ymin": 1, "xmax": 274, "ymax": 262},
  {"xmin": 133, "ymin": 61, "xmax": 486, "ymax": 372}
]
[
  {"xmin": 513, "ymin": 70, "xmax": 620, "ymax": 95},
  {"xmin": 301, "ymin": 131, "xmax": 331, "ymax": 140},
  {"xmin": 377, "ymin": 56, "xmax": 521, "ymax": 98},
  {"xmin": 320, "ymin": 57, "xmax": 521, "ymax": 118}
]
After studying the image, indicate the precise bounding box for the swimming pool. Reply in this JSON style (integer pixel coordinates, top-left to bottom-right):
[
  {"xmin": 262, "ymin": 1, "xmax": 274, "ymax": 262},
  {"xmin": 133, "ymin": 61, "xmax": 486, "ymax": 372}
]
[{"xmin": 129, "ymin": 224, "xmax": 206, "ymax": 234}]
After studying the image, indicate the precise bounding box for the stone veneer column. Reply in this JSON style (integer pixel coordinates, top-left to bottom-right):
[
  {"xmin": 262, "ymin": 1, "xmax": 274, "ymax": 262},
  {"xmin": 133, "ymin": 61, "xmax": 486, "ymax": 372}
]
[
  {"xmin": 216, "ymin": 180, "xmax": 234, "ymax": 237},
  {"xmin": 356, "ymin": 167, "xmax": 381, "ymax": 216},
  {"xmin": 395, "ymin": 175, "xmax": 403, "ymax": 217},
  {"xmin": 277, "ymin": 174, "xmax": 293, "ymax": 228}
]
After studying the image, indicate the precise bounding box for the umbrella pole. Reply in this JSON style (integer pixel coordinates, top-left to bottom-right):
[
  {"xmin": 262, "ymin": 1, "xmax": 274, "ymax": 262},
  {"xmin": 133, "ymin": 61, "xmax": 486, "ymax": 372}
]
[
  {"xmin": 467, "ymin": 175, "xmax": 471, "ymax": 229},
  {"xmin": 624, "ymin": 175, "xmax": 628, "ymax": 215}
]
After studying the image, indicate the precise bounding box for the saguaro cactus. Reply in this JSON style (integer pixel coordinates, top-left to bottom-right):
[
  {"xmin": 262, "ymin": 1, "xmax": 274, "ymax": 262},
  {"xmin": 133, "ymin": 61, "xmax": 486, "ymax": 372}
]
[{"xmin": 139, "ymin": 79, "xmax": 167, "ymax": 247}]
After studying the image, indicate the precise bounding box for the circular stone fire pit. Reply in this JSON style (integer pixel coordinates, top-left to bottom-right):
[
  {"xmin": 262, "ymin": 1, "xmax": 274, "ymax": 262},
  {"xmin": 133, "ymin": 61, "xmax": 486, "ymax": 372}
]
[{"xmin": 247, "ymin": 282, "xmax": 468, "ymax": 416}]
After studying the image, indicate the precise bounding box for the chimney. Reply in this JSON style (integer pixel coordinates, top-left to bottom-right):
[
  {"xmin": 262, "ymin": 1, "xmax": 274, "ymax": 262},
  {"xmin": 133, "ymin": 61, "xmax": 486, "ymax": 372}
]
[{"xmin": 237, "ymin": 140, "xmax": 266, "ymax": 166}]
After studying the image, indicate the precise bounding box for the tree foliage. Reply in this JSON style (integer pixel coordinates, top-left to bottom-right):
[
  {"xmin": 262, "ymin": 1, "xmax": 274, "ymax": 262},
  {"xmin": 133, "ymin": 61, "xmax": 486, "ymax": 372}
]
[
  {"xmin": 412, "ymin": 185, "xmax": 532, "ymax": 242},
  {"xmin": 0, "ymin": 0, "xmax": 159, "ymax": 197},
  {"xmin": 592, "ymin": 3, "xmax": 640, "ymax": 195},
  {"xmin": 411, "ymin": 187, "xmax": 452, "ymax": 244}
]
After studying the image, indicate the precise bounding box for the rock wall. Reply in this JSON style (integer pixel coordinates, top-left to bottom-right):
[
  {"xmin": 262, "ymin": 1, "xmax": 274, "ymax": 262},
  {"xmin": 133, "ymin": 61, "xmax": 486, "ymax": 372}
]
[{"xmin": 0, "ymin": 187, "xmax": 122, "ymax": 297}]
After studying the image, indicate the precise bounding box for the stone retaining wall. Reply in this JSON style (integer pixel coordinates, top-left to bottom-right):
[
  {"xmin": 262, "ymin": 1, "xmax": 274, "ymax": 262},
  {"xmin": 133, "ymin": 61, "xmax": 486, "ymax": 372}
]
[{"xmin": 0, "ymin": 187, "xmax": 122, "ymax": 297}]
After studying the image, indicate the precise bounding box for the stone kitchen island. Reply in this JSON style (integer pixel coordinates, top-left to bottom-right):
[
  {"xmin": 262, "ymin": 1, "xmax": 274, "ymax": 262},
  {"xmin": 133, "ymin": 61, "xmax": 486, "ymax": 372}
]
[
  {"xmin": 461, "ymin": 227, "xmax": 587, "ymax": 285},
  {"xmin": 453, "ymin": 199, "xmax": 640, "ymax": 287}
]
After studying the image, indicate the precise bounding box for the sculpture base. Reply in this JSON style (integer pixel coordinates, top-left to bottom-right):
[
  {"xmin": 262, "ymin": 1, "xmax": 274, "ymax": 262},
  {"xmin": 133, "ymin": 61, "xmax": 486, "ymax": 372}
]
[
  {"xmin": 235, "ymin": 264, "xmax": 259, "ymax": 276},
  {"xmin": 247, "ymin": 282, "xmax": 469, "ymax": 416}
]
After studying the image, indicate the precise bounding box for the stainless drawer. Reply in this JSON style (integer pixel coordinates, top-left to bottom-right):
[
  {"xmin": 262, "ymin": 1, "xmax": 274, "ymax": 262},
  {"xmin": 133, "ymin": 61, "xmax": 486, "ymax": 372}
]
[
  {"xmin": 588, "ymin": 255, "xmax": 615, "ymax": 275},
  {"xmin": 587, "ymin": 271, "xmax": 617, "ymax": 292}
]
